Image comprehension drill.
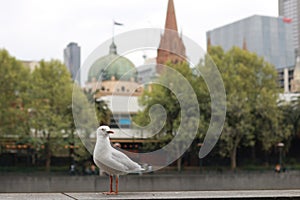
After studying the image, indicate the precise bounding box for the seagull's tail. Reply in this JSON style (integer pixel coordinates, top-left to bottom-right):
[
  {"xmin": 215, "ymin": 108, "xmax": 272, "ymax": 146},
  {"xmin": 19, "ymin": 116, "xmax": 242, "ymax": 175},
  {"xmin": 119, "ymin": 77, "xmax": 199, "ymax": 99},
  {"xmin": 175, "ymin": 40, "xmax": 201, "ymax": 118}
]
[{"xmin": 127, "ymin": 165, "xmax": 146, "ymax": 174}]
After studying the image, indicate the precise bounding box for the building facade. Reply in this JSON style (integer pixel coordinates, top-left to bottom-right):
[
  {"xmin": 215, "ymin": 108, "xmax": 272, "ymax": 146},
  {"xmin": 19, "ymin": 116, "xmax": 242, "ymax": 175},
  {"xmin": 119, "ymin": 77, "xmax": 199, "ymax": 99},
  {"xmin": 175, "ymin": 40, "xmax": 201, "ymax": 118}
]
[
  {"xmin": 207, "ymin": 15, "xmax": 295, "ymax": 92},
  {"xmin": 64, "ymin": 42, "xmax": 81, "ymax": 84},
  {"xmin": 277, "ymin": 67, "xmax": 295, "ymax": 92},
  {"xmin": 156, "ymin": 0, "xmax": 186, "ymax": 73},
  {"xmin": 279, "ymin": 0, "xmax": 300, "ymax": 55},
  {"xmin": 85, "ymin": 41, "xmax": 143, "ymax": 131},
  {"xmin": 137, "ymin": 63, "xmax": 156, "ymax": 84},
  {"xmin": 137, "ymin": 0, "xmax": 186, "ymax": 83},
  {"xmin": 291, "ymin": 56, "xmax": 300, "ymax": 93},
  {"xmin": 21, "ymin": 60, "xmax": 39, "ymax": 72}
]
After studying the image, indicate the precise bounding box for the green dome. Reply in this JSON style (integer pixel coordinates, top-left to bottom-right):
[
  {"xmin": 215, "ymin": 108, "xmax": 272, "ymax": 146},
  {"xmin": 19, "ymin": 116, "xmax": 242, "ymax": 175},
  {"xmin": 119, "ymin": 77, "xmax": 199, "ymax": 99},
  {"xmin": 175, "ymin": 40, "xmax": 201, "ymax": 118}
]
[{"xmin": 88, "ymin": 43, "xmax": 137, "ymax": 82}]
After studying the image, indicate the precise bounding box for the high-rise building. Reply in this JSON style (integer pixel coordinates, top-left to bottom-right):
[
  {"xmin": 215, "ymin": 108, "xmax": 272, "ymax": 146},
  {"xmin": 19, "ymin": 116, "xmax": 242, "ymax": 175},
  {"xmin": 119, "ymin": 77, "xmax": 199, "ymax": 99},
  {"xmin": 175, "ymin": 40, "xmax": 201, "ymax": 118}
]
[
  {"xmin": 156, "ymin": 0, "xmax": 186, "ymax": 73},
  {"xmin": 207, "ymin": 15, "xmax": 295, "ymax": 92},
  {"xmin": 64, "ymin": 42, "xmax": 81, "ymax": 84},
  {"xmin": 279, "ymin": 0, "xmax": 300, "ymax": 55}
]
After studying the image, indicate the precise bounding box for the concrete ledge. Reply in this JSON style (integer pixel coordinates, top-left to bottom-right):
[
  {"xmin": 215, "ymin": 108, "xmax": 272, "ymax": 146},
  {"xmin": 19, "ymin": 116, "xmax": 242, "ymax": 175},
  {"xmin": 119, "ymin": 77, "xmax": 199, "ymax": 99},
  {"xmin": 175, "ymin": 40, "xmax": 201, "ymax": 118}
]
[
  {"xmin": 2, "ymin": 171, "xmax": 300, "ymax": 192},
  {"xmin": 1, "ymin": 190, "xmax": 300, "ymax": 200},
  {"xmin": 0, "ymin": 193, "xmax": 69, "ymax": 200},
  {"xmin": 65, "ymin": 190, "xmax": 300, "ymax": 199}
]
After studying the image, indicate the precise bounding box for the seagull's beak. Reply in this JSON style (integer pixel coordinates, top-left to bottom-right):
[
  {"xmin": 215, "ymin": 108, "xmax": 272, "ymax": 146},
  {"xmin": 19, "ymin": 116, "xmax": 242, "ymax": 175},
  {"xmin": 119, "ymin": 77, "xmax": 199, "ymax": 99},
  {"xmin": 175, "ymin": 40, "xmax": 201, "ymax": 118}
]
[{"xmin": 107, "ymin": 130, "xmax": 114, "ymax": 134}]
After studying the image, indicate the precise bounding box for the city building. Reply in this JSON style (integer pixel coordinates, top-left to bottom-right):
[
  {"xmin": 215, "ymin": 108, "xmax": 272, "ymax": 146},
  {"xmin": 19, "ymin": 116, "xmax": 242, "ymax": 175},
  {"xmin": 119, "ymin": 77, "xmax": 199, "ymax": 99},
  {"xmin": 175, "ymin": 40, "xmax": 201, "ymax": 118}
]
[
  {"xmin": 279, "ymin": 92, "xmax": 300, "ymax": 103},
  {"xmin": 279, "ymin": 0, "xmax": 300, "ymax": 93},
  {"xmin": 279, "ymin": 0, "xmax": 300, "ymax": 55},
  {"xmin": 137, "ymin": 0, "xmax": 186, "ymax": 83},
  {"xmin": 137, "ymin": 57, "xmax": 156, "ymax": 84},
  {"xmin": 156, "ymin": 0, "xmax": 186, "ymax": 73},
  {"xmin": 64, "ymin": 42, "xmax": 81, "ymax": 84},
  {"xmin": 277, "ymin": 67, "xmax": 295, "ymax": 92},
  {"xmin": 207, "ymin": 15, "xmax": 295, "ymax": 92},
  {"xmin": 85, "ymin": 42, "xmax": 142, "ymax": 97},
  {"xmin": 21, "ymin": 60, "xmax": 39, "ymax": 72},
  {"xmin": 86, "ymin": 0, "xmax": 186, "ymax": 153},
  {"xmin": 85, "ymin": 40, "xmax": 143, "ymax": 130},
  {"xmin": 84, "ymin": 39, "xmax": 149, "ymax": 153}
]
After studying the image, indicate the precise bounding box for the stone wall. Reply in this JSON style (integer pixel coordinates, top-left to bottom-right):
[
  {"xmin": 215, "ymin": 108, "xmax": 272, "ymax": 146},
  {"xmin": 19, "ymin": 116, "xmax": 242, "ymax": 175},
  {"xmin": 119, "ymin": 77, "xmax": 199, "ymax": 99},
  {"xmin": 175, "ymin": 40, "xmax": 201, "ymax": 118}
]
[{"xmin": 1, "ymin": 171, "xmax": 300, "ymax": 192}]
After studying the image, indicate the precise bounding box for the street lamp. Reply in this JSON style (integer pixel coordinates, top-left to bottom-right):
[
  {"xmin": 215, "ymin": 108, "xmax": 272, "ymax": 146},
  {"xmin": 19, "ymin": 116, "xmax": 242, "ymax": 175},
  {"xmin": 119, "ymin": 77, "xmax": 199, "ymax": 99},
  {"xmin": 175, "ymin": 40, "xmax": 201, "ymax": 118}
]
[
  {"xmin": 277, "ymin": 142, "xmax": 285, "ymax": 171},
  {"xmin": 197, "ymin": 143, "xmax": 203, "ymax": 169}
]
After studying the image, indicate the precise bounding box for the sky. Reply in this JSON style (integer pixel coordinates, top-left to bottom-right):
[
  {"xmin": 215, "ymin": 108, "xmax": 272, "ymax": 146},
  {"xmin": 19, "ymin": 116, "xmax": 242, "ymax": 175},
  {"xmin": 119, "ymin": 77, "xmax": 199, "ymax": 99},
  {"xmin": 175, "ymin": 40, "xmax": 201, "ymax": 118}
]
[{"xmin": 0, "ymin": 0, "xmax": 278, "ymax": 75}]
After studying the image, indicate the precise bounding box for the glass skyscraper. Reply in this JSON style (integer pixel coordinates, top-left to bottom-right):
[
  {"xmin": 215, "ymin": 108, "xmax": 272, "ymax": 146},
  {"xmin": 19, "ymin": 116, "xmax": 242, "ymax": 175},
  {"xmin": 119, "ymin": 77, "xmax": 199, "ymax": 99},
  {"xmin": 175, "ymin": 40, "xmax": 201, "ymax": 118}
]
[
  {"xmin": 64, "ymin": 42, "xmax": 81, "ymax": 85},
  {"xmin": 279, "ymin": 0, "xmax": 300, "ymax": 55},
  {"xmin": 207, "ymin": 15, "xmax": 295, "ymax": 70}
]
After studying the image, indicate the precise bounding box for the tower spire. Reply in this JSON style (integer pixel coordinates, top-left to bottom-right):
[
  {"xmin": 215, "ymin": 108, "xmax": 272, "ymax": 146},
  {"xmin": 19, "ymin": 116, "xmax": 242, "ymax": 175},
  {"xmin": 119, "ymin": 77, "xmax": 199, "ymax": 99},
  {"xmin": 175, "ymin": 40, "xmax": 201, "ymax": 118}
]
[
  {"xmin": 156, "ymin": 0, "xmax": 186, "ymax": 73},
  {"xmin": 291, "ymin": 53, "xmax": 300, "ymax": 93},
  {"xmin": 164, "ymin": 0, "xmax": 178, "ymax": 31}
]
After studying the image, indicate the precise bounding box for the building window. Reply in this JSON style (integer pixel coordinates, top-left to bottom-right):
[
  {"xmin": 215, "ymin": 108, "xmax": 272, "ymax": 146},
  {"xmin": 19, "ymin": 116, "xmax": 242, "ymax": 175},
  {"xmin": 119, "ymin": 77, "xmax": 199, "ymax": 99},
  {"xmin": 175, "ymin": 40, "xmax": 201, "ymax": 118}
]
[{"xmin": 109, "ymin": 113, "xmax": 132, "ymax": 129}]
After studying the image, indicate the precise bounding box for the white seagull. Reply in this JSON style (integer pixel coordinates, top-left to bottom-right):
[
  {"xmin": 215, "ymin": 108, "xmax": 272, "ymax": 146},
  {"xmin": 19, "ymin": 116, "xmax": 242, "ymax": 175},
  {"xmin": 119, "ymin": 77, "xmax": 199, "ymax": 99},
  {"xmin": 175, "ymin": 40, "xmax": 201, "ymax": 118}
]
[{"xmin": 93, "ymin": 125, "xmax": 144, "ymax": 195}]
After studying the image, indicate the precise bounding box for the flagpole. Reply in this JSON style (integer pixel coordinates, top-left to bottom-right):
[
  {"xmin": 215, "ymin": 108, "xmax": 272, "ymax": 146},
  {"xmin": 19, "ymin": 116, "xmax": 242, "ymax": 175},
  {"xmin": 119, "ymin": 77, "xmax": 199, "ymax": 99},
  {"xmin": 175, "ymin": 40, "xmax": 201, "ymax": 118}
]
[
  {"xmin": 112, "ymin": 20, "xmax": 123, "ymax": 43},
  {"xmin": 112, "ymin": 20, "xmax": 115, "ymax": 43}
]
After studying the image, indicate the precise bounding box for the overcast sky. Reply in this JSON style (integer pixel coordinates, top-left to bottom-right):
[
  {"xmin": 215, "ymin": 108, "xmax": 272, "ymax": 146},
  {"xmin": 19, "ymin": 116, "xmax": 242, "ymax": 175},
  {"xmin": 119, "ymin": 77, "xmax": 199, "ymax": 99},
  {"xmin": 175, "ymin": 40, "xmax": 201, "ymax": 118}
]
[{"xmin": 0, "ymin": 0, "xmax": 278, "ymax": 66}]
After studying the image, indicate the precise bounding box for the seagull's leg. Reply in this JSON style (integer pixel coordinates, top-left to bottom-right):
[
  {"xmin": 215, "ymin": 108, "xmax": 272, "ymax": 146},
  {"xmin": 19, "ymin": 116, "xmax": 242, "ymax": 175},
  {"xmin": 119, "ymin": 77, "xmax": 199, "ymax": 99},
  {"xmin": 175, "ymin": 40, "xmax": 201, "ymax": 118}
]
[
  {"xmin": 103, "ymin": 175, "xmax": 115, "ymax": 195},
  {"xmin": 109, "ymin": 175, "xmax": 113, "ymax": 193},
  {"xmin": 115, "ymin": 175, "xmax": 119, "ymax": 194}
]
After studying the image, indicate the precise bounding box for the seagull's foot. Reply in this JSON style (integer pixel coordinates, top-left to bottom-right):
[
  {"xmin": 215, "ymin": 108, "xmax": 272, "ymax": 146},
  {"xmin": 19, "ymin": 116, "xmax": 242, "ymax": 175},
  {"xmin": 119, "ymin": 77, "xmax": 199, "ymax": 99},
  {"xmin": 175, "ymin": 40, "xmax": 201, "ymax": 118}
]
[{"xmin": 103, "ymin": 191, "xmax": 118, "ymax": 195}]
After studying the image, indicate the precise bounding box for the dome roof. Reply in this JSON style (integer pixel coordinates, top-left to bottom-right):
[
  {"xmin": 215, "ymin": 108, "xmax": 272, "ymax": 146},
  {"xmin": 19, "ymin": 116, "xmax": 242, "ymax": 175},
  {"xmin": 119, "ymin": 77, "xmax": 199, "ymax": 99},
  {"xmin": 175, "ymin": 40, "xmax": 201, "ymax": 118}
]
[{"xmin": 88, "ymin": 42, "xmax": 137, "ymax": 82}]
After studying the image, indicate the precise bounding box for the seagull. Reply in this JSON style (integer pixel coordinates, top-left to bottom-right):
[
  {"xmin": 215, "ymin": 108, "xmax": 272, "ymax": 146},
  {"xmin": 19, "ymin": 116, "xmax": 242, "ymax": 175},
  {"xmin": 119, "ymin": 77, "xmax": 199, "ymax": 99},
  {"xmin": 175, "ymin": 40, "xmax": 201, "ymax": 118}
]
[{"xmin": 93, "ymin": 125, "xmax": 144, "ymax": 195}]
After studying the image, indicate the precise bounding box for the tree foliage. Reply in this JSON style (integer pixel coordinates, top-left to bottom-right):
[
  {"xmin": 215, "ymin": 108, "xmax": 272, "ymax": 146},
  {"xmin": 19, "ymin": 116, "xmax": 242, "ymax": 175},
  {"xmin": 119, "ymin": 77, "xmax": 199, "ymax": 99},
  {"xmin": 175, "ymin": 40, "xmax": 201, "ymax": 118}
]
[
  {"xmin": 28, "ymin": 60, "xmax": 73, "ymax": 171},
  {"xmin": 0, "ymin": 49, "xmax": 30, "ymax": 137},
  {"xmin": 0, "ymin": 47, "xmax": 298, "ymax": 170},
  {"xmin": 279, "ymin": 96, "xmax": 300, "ymax": 151},
  {"xmin": 135, "ymin": 46, "xmax": 293, "ymax": 170},
  {"xmin": 0, "ymin": 49, "xmax": 113, "ymax": 170},
  {"xmin": 134, "ymin": 61, "xmax": 208, "ymax": 171},
  {"xmin": 209, "ymin": 46, "xmax": 291, "ymax": 169},
  {"xmin": 135, "ymin": 61, "xmax": 204, "ymax": 138}
]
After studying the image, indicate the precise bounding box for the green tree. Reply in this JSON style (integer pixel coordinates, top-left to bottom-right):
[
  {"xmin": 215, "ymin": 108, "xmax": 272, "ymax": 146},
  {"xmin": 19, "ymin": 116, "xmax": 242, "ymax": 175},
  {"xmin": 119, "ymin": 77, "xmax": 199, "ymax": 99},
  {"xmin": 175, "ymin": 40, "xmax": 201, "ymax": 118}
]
[
  {"xmin": 209, "ymin": 46, "xmax": 289, "ymax": 169},
  {"xmin": 134, "ymin": 61, "xmax": 205, "ymax": 171},
  {"xmin": 29, "ymin": 60, "xmax": 73, "ymax": 171},
  {"xmin": 0, "ymin": 49, "xmax": 30, "ymax": 139},
  {"xmin": 278, "ymin": 96, "xmax": 300, "ymax": 155},
  {"xmin": 281, "ymin": 97, "xmax": 300, "ymax": 136},
  {"xmin": 71, "ymin": 86, "xmax": 113, "ymax": 164},
  {"xmin": 84, "ymin": 89, "xmax": 111, "ymax": 125}
]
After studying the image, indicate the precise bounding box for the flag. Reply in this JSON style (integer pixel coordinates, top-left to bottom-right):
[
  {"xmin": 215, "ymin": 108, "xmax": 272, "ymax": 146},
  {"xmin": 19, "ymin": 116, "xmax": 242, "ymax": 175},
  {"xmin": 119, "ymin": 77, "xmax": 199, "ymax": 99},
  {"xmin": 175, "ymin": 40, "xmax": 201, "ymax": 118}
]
[
  {"xmin": 283, "ymin": 17, "xmax": 292, "ymax": 23},
  {"xmin": 114, "ymin": 21, "xmax": 123, "ymax": 26}
]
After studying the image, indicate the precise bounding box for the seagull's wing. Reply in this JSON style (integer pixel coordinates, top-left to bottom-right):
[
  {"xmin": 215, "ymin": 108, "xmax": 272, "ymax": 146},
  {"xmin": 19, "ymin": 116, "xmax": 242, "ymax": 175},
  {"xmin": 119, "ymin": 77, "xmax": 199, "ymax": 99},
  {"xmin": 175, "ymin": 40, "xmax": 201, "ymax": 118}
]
[
  {"xmin": 111, "ymin": 148, "xmax": 143, "ymax": 173},
  {"xmin": 94, "ymin": 154, "xmax": 128, "ymax": 173}
]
